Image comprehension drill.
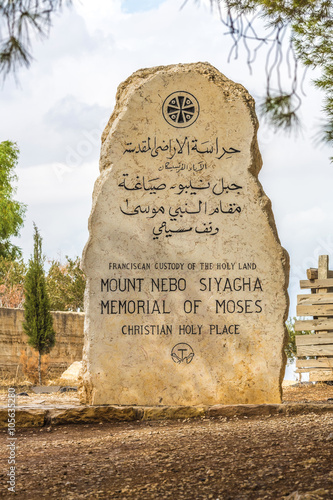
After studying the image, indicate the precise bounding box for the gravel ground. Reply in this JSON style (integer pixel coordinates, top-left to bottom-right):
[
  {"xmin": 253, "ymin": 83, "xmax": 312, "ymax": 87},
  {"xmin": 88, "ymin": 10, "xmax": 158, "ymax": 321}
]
[{"xmin": 0, "ymin": 383, "xmax": 332, "ymax": 500}]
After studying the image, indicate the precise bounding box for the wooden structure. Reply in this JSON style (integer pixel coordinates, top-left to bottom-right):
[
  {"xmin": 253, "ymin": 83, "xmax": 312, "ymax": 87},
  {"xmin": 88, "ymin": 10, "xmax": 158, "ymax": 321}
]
[{"xmin": 295, "ymin": 255, "xmax": 333, "ymax": 382}]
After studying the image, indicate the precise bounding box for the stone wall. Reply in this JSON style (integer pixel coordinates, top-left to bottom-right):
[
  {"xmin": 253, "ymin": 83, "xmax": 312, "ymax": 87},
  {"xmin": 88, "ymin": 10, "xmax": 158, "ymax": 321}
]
[{"xmin": 0, "ymin": 307, "xmax": 84, "ymax": 379}]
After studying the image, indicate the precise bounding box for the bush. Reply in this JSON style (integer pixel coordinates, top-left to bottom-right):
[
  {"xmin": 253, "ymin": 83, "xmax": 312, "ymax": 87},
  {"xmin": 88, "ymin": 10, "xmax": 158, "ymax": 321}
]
[{"xmin": 19, "ymin": 350, "xmax": 49, "ymax": 384}]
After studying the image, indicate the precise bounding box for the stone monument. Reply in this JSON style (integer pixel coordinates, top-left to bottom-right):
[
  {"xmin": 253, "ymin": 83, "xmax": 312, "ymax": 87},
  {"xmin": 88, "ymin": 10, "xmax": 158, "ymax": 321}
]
[{"xmin": 79, "ymin": 63, "xmax": 289, "ymax": 406}]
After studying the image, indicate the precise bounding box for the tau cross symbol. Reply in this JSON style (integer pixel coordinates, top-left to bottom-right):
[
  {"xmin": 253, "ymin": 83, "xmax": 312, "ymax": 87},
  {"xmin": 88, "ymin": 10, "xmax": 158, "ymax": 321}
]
[{"xmin": 171, "ymin": 343, "xmax": 195, "ymax": 364}]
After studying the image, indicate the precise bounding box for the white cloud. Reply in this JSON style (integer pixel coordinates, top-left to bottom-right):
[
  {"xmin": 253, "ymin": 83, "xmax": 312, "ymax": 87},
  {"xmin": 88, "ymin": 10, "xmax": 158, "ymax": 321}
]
[
  {"xmin": 12, "ymin": 160, "xmax": 97, "ymax": 261},
  {"xmin": 16, "ymin": 161, "xmax": 97, "ymax": 205},
  {"xmin": 121, "ymin": 0, "xmax": 167, "ymax": 13},
  {"xmin": 45, "ymin": 96, "xmax": 106, "ymax": 132},
  {"xmin": 285, "ymin": 207, "xmax": 327, "ymax": 226}
]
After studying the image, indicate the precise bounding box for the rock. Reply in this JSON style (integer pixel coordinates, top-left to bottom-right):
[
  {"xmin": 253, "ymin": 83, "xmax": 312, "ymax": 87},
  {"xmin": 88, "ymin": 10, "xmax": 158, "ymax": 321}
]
[
  {"xmin": 142, "ymin": 406, "xmax": 205, "ymax": 421},
  {"xmin": 59, "ymin": 387, "xmax": 78, "ymax": 393},
  {"xmin": 46, "ymin": 406, "xmax": 138, "ymax": 425},
  {"xmin": 17, "ymin": 392, "xmax": 29, "ymax": 396},
  {"xmin": 1, "ymin": 401, "xmax": 333, "ymax": 428},
  {"xmin": 0, "ymin": 409, "xmax": 46, "ymax": 428},
  {"xmin": 59, "ymin": 361, "xmax": 82, "ymax": 385},
  {"xmin": 80, "ymin": 62, "xmax": 289, "ymax": 407}
]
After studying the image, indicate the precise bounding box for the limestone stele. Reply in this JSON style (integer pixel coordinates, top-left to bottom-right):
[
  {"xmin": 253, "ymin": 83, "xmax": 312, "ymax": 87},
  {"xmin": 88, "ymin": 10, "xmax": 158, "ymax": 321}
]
[{"xmin": 79, "ymin": 63, "xmax": 289, "ymax": 406}]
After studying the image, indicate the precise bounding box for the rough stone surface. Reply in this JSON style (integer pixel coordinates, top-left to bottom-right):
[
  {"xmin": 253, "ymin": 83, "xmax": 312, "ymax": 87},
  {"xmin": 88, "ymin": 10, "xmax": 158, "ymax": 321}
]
[
  {"xmin": 59, "ymin": 361, "xmax": 82, "ymax": 385},
  {"xmin": 142, "ymin": 405, "xmax": 205, "ymax": 421},
  {"xmin": 1, "ymin": 402, "xmax": 333, "ymax": 428},
  {"xmin": 0, "ymin": 408, "xmax": 46, "ymax": 428},
  {"xmin": 45, "ymin": 406, "xmax": 138, "ymax": 426},
  {"xmin": 80, "ymin": 62, "xmax": 289, "ymax": 406}
]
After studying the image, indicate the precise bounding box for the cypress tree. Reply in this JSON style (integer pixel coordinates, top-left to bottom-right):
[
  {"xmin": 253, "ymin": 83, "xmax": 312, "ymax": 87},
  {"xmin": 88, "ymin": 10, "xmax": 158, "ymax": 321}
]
[{"xmin": 23, "ymin": 224, "xmax": 55, "ymax": 384}]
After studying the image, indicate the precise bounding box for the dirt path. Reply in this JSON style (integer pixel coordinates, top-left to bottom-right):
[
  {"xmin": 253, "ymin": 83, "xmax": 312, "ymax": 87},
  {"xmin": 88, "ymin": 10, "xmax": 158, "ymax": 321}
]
[
  {"xmin": 0, "ymin": 384, "xmax": 332, "ymax": 499},
  {"xmin": 1, "ymin": 413, "xmax": 333, "ymax": 499}
]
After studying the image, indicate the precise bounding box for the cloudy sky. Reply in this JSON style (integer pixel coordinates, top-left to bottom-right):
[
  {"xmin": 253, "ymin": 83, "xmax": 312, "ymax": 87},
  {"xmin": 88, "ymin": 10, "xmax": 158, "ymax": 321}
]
[{"xmin": 1, "ymin": 0, "xmax": 332, "ymax": 326}]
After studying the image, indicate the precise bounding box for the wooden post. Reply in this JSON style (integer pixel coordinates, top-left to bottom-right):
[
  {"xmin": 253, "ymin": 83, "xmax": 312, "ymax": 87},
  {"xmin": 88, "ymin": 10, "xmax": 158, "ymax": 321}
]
[
  {"xmin": 318, "ymin": 255, "xmax": 329, "ymax": 281},
  {"xmin": 296, "ymin": 255, "xmax": 333, "ymax": 382},
  {"xmin": 318, "ymin": 255, "xmax": 329, "ymax": 335}
]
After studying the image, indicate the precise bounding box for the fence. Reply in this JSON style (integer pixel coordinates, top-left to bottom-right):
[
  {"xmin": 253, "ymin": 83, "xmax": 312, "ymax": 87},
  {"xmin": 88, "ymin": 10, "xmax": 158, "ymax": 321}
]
[{"xmin": 295, "ymin": 255, "xmax": 333, "ymax": 382}]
